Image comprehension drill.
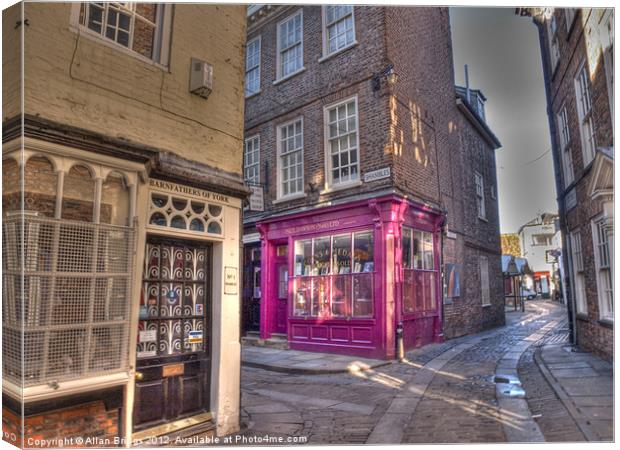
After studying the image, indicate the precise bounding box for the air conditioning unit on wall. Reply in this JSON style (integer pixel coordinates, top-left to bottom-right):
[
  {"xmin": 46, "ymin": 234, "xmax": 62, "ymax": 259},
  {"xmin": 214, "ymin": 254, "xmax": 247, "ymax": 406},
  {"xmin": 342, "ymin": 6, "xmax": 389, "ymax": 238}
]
[{"xmin": 189, "ymin": 58, "xmax": 213, "ymax": 99}]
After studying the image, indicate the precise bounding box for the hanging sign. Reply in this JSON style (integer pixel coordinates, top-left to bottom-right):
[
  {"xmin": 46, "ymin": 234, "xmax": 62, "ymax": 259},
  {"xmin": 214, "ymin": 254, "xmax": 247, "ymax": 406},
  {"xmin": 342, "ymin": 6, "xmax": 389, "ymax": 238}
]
[{"xmin": 249, "ymin": 186, "xmax": 264, "ymax": 211}]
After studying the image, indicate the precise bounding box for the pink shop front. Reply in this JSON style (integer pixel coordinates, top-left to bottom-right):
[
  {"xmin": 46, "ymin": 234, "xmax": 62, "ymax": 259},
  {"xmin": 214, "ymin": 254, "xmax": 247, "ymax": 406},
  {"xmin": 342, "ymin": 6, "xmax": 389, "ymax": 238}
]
[{"xmin": 255, "ymin": 195, "xmax": 444, "ymax": 360}]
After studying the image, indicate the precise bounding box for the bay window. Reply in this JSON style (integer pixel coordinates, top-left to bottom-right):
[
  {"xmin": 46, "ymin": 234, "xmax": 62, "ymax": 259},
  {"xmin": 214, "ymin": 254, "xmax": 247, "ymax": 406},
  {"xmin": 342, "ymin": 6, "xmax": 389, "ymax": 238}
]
[
  {"xmin": 402, "ymin": 227, "xmax": 437, "ymax": 313},
  {"xmin": 592, "ymin": 219, "xmax": 613, "ymax": 321},
  {"xmin": 325, "ymin": 96, "xmax": 360, "ymax": 187},
  {"xmin": 570, "ymin": 231, "xmax": 587, "ymax": 315},
  {"xmin": 293, "ymin": 231, "xmax": 374, "ymax": 318},
  {"xmin": 2, "ymin": 153, "xmax": 137, "ymax": 392}
]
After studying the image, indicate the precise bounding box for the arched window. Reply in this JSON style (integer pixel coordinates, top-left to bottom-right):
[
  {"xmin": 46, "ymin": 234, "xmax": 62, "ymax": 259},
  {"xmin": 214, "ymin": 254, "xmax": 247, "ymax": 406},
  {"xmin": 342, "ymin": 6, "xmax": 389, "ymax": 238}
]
[
  {"xmin": 101, "ymin": 172, "xmax": 130, "ymax": 226},
  {"xmin": 62, "ymin": 164, "xmax": 95, "ymax": 222},
  {"xmin": 2, "ymin": 158, "xmax": 20, "ymax": 214},
  {"xmin": 24, "ymin": 156, "xmax": 58, "ymax": 217}
]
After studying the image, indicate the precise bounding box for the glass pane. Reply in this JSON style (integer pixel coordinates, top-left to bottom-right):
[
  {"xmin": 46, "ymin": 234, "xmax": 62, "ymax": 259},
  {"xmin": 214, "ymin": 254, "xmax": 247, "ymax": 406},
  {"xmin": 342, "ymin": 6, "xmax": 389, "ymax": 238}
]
[
  {"xmin": 294, "ymin": 240, "xmax": 312, "ymax": 276},
  {"xmin": 24, "ymin": 156, "xmax": 57, "ymax": 217},
  {"xmin": 311, "ymin": 277, "xmax": 329, "ymax": 316},
  {"xmin": 353, "ymin": 273, "xmax": 373, "ymax": 317},
  {"xmin": 332, "ymin": 234, "xmax": 351, "ymax": 274},
  {"xmin": 293, "ymin": 278, "xmax": 311, "ymax": 316},
  {"xmin": 424, "ymin": 232, "xmax": 434, "ymax": 270},
  {"xmin": 402, "ymin": 228, "xmax": 412, "ymax": 269},
  {"xmin": 331, "ymin": 275, "xmax": 350, "ymax": 317},
  {"xmin": 425, "ymin": 272, "xmax": 436, "ymax": 310},
  {"xmin": 278, "ymin": 265, "xmax": 288, "ymax": 298},
  {"xmin": 183, "ymin": 318, "xmax": 204, "ymax": 352},
  {"xmin": 313, "ymin": 237, "xmax": 331, "ymax": 276},
  {"xmin": 159, "ymin": 319, "xmax": 182, "ymax": 356},
  {"xmin": 413, "ymin": 230, "xmax": 423, "ymax": 269},
  {"xmin": 62, "ymin": 165, "xmax": 95, "ymax": 222},
  {"xmin": 160, "ymin": 282, "xmax": 182, "ymax": 317},
  {"xmin": 207, "ymin": 221, "xmax": 222, "ymax": 234},
  {"xmin": 403, "ymin": 270, "xmax": 415, "ymax": 313},
  {"xmin": 414, "ymin": 271, "xmax": 424, "ymax": 311},
  {"xmin": 101, "ymin": 172, "xmax": 129, "ymax": 226},
  {"xmin": 353, "ymin": 232, "xmax": 374, "ymax": 273}
]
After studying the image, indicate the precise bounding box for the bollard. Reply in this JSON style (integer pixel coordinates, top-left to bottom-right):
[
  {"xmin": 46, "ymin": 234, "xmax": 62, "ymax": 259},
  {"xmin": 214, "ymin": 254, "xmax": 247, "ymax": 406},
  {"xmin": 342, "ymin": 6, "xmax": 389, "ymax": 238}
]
[{"xmin": 396, "ymin": 322, "xmax": 405, "ymax": 361}]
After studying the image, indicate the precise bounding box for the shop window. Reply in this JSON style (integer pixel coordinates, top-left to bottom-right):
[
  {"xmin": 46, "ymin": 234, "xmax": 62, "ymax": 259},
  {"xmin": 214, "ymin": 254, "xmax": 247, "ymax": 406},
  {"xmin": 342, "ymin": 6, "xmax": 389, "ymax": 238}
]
[
  {"xmin": 276, "ymin": 244, "xmax": 288, "ymax": 257},
  {"xmin": 2, "ymin": 158, "xmax": 20, "ymax": 214},
  {"xmin": 62, "ymin": 164, "xmax": 95, "ymax": 222},
  {"xmin": 24, "ymin": 156, "xmax": 58, "ymax": 217},
  {"xmin": 292, "ymin": 231, "xmax": 374, "ymax": 318},
  {"xmin": 77, "ymin": 3, "xmax": 172, "ymax": 65},
  {"xmin": 402, "ymin": 227, "xmax": 437, "ymax": 314},
  {"xmin": 101, "ymin": 172, "xmax": 130, "ymax": 226},
  {"xmin": 2, "ymin": 151, "xmax": 137, "ymax": 394},
  {"xmin": 592, "ymin": 218, "xmax": 613, "ymax": 321}
]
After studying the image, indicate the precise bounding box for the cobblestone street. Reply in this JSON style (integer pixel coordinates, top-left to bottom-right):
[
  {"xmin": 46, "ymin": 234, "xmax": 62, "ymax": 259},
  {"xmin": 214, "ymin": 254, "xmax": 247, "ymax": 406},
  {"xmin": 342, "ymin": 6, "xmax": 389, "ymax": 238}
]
[{"xmin": 234, "ymin": 301, "xmax": 612, "ymax": 444}]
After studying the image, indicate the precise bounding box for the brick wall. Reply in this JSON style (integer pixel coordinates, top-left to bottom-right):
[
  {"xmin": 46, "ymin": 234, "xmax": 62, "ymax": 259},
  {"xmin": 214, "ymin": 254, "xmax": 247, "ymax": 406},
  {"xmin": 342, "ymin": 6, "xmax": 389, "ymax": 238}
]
[
  {"xmin": 2, "ymin": 402, "xmax": 119, "ymax": 449},
  {"xmin": 537, "ymin": 8, "xmax": 613, "ymax": 360}
]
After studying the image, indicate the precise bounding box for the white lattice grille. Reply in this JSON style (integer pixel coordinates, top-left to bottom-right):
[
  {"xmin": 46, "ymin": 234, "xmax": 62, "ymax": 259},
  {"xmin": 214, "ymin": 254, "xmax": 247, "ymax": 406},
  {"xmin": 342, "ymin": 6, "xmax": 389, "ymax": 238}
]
[{"xmin": 2, "ymin": 215, "xmax": 134, "ymax": 387}]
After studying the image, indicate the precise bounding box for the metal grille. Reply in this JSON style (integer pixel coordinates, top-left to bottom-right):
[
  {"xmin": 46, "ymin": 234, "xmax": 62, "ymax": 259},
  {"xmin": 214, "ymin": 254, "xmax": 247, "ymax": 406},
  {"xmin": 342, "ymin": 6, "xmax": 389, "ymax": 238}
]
[{"xmin": 2, "ymin": 214, "xmax": 134, "ymax": 387}]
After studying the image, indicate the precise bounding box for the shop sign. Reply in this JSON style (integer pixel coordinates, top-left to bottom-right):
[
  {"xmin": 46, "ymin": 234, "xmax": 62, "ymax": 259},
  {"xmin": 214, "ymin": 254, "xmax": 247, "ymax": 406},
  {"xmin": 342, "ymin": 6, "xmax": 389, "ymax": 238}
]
[
  {"xmin": 188, "ymin": 330, "xmax": 203, "ymax": 344},
  {"xmin": 363, "ymin": 167, "xmax": 390, "ymax": 183},
  {"xmin": 149, "ymin": 179, "xmax": 230, "ymax": 204},
  {"xmin": 162, "ymin": 363, "xmax": 184, "ymax": 378},
  {"xmin": 249, "ymin": 186, "xmax": 264, "ymax": 211},
  {"xmin": 137, "ymin": 350, "xmax": 157, "ymax": 358},
  {"xmin": 224, "ymin": 266, "xmax": 238, "ymax": 295},
  {"xmin": 139, "ymin": 330, "xmax": 157, "ymax": 343}
]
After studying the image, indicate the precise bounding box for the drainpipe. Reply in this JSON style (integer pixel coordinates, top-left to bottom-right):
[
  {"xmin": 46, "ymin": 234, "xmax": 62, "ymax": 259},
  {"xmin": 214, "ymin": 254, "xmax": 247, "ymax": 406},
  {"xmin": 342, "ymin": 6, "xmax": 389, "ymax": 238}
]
[{"xmin": 532, "ymin": 14, "xmax": 576, "ymax": 344}]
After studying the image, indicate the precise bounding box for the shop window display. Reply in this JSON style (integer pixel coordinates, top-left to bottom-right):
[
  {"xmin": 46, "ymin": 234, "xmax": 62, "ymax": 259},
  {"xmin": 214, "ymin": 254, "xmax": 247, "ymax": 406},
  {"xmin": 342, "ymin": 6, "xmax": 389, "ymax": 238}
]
[{"xmin": 402, "ymin": 227, "xmax": 437, "ymax": 313}]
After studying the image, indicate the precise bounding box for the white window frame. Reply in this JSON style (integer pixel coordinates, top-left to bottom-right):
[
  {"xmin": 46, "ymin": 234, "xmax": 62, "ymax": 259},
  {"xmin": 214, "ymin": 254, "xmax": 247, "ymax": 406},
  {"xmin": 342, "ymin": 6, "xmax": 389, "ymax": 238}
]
[
  {"xmin": 591, "ymin": 218, "xmax": 613, "ymax": 322},
  {"xmin": 275, "ymin": 9, "xmax": 304, "ymax": 82},
  {"xmin": 547, "ymin": 15, "xmax": 560, "ymax": 71},
  {"xmin": 601, "ymin": 11, "xmax": 614, "ymax": 125},
  {"xmin": 570, "ymin": 230, "xmax": 588, "ymax": 315},
  {"xmin": 245, "ymin": 36, "xmax": 261, "ymax": 97},
  {"xmin": 557, "ymin": 106, "xmax": 574, "ymax": 186},
  {"xmin": 321, "ymin": 5, "xmax": 356, "ymax": 58},
  {"xmin": 244, "ymin": 135, "xmax": 260, "ymax": 185},
  {"xmin": 324, "ymin": 95, "xmax": 361, "ymax": 190},
  {"xmin": 474, "ymin": 171, "xmax": 486, "ymax": 220},
  {"xmin": 574, "ymin": 61, "xmax": 596, "ymax": 167},
  {"xmin": 71, "ymin": 3, "xmax": 173, "ymax": 67},
  {"xmin": 480, "ymin": 255, "xmax": 491, "ymax": 306},
  {"xmin": 276, "ymin": 117, "xmax": 305, "ymax": 200}
]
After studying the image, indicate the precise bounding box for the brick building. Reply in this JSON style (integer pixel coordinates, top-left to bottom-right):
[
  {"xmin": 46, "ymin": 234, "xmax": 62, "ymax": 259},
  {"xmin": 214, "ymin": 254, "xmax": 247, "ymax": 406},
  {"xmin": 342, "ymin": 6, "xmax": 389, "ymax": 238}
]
[
  {"xmin": 518, "ymin": 8, "xmax": 613, "ymax": 360},
  {"xmin": 3, "ymin": 2, "xmax": 247, "ymax": 445},
  {"xmin": 241, "ymin": 5, "xmax": 504, "ymax": 360}
]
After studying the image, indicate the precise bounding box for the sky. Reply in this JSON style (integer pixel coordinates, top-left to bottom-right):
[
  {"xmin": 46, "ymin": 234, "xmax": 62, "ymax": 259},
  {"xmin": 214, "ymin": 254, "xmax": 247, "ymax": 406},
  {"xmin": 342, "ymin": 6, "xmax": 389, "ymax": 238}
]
[{"xmin": 449, "ymin": 7, "xmax": 558, "ymax": 234}]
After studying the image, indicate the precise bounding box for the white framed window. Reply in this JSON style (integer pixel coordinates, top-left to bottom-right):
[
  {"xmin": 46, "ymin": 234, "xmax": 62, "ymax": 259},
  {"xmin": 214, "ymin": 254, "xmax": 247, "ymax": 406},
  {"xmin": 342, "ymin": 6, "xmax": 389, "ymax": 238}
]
[
  {"xmin": 480, "ymin": 255, "xmax": 491, "ymax": 306},
  {"xmin": 276, "ymin": 10, "xmax": 303, "ymax": 80},
  {"xmin": 592, "ymin": 218, "xmax": 613, "ymax": 321},
  {"xmin": 474, "ymin": 171, "xmax": 486, "ymax": 219},
  {"xmin": 277, "ymin": 118, "xmax": 304, "ymax": 198},
  {"xmin": 547, "ymin": 15, "xmax": 560, "ymax": 71},
  {"xmin": 245, "ymin": 36, "xmax": 261, "ymax": 97},
  {"xmin": 76, "ymin": 3, "xmax": 172, "ymax": 65},
  {"xmin": 244, "ymin": 135, "xmax": 260, "ymax": 184},
  {"xmin": 564, "ymin": 8, "xmax": 577, "ymax": 32},
  {"xmin": 574, "ymin": 62, "xmax": 596, "ymax": 166},
  {"xmin": 557, "ymin": 106, "xmax": 574, "ymax": 186},
  {"xmin": 322, "ymin": 5, "xmax": 355, "ymax": 57},
  {"xmin": 325, "ymin": 96, "xmax": 360, "ymax": 187},
  {"xmin": 570, "ymin": 231, "xmax": 587, "ymax": 315}
]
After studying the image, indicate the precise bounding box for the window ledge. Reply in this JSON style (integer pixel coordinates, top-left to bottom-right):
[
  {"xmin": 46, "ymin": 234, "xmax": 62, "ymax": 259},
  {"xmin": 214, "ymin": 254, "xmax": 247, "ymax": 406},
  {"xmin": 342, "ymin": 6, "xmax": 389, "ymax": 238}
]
[
  {"xmin": 318, "ymin": 41, "xmax": 359, "ymax": 63},
  {"xmin": 320, "ymin": 179, "xmax": 362, "ymax": 195},
  {"xmin": 273, "ymin": 67, "xmax": 306, "ymax": 85},
  {"xmin": 245, "ymin": 89, "xmax": 262, "ymax": 99},
  {"xmin": 69, "ymin": 26, "xmax": 169, "ymax": 70},
  {"xmin": 3, "ymin": 371, "xmax": 130, "ymax": 403},
  {"xmin": 272, "ymin": 192, "xmax": 307, "ymax": 204},
  {"xmin": 478, "ymin": 216, "xmax": 488, "ymax": 223},
  {"xmin": 598, "ymin": 318, "xmax": 614, "ymax": 329},
  {"xmin": 482, "ymin": 303, "xmax": 492, "ymax": 308}
]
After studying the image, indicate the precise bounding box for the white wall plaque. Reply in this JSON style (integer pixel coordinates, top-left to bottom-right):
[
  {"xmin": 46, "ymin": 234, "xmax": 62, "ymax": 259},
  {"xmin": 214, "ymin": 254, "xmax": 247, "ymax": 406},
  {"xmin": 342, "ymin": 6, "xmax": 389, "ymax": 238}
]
[{"xmin": 363, "ymin": 167, "xmax": 391, "ymax": 183}]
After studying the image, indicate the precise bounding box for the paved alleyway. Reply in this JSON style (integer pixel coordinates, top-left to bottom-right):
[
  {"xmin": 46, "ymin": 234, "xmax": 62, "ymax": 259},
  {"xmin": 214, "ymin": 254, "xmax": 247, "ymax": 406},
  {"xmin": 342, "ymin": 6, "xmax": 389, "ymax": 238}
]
[{"xmin": 234, "ymin": 301, "xmax": 612, "ymax": 444}]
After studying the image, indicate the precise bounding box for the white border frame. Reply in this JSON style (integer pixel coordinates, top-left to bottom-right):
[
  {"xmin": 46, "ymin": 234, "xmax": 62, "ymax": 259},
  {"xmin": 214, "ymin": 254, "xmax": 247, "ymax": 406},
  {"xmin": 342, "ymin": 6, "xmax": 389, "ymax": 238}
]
[
  {"xmin": 275, "ymin": 116, "xmax": 305, "ymax": 202},
  {"xmin": 244, "ymin": 134, "xmax": 261, "ymax": 184},
  {"xmin": 320, "ymin": 5, "xmax": 357, "ymax": 61},
  {"xmin": 245, "ymin": 35, "xmax": 262, "ymax": 97},
  {"xmin": 275, "ymin": 9, "xmax": 304, "ymax": 83}
]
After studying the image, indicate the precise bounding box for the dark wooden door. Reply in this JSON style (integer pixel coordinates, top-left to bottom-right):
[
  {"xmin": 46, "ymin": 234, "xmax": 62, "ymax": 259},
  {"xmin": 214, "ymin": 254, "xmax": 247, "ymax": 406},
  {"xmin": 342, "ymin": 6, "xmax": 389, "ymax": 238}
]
[{"xmin": 133, "ymin": 238, "xmax": 211, "ymax": 431}]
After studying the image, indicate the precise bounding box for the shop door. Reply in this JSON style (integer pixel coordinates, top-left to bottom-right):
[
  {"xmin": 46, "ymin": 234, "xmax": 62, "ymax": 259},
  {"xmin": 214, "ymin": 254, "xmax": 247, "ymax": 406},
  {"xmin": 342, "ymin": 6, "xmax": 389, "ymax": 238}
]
[
  {"xmin": 133, "ymin": 238, "xmax": 211, "ymax": 431},
  {"xmin": 275, "ymin": 263, "xmax": 288, "ymax": 334}
]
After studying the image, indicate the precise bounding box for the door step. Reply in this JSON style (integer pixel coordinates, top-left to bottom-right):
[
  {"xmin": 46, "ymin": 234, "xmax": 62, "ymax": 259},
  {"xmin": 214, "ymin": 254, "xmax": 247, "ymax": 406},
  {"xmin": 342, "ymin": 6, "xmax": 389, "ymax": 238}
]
[
  {"xmin": 241, "ymin": 332, "xmax": 289, "ymax": 350},
  {"xmin": 132, "ymin": 412, "xmax": 215, "ymax": 447}
]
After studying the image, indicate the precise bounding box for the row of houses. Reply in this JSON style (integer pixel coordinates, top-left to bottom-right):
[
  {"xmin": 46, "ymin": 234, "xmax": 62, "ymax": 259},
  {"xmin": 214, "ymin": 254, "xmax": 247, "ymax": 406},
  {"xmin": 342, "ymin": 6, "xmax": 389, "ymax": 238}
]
[{"xmin": 518, "ymin": 7, "xmax": 614, "ymax": 360}]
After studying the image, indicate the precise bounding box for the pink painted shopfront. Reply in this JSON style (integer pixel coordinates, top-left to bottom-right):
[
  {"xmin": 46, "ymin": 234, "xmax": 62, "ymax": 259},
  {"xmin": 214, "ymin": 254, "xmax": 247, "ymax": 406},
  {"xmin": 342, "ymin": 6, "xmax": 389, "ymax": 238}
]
[{"xmin": 256, "ymin": 195, "xmax": 444, "ymax": 359}]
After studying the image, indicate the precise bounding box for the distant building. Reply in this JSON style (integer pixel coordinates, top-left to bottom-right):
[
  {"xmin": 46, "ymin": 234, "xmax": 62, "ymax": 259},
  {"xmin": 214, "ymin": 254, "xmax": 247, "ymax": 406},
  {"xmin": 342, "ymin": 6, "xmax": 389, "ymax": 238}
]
[
  {"xmin": 241, "ymin": 5, "xmax": 504, "ymax": 360},
  {"xmin": 518, "ymin": 8, "xmax": 613, "ymax": 360},
  {"xmin": 518, "ymin": 213, "xmax": 562, "ymax": 298},
  {"xmin": 501, "ymin": 233, "xmax": 521, "ymax": 256}
]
